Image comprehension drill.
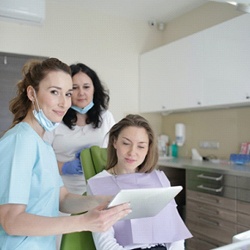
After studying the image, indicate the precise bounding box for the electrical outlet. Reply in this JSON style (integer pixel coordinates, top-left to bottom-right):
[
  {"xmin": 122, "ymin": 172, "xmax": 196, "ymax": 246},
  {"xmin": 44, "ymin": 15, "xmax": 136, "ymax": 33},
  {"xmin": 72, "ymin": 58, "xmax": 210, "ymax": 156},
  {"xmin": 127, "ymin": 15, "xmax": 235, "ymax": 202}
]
[{"xmin": 200, "ymin": 141, "xmax": 220, "ymax": 149}]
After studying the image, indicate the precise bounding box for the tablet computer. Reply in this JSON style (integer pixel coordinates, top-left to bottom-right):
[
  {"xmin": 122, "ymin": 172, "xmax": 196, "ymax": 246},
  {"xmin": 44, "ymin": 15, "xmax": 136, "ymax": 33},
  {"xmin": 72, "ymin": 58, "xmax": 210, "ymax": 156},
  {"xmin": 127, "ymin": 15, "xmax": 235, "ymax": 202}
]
[{"xmin": 107, "ymin": 186, "xmax": 182, "ymax": 220}]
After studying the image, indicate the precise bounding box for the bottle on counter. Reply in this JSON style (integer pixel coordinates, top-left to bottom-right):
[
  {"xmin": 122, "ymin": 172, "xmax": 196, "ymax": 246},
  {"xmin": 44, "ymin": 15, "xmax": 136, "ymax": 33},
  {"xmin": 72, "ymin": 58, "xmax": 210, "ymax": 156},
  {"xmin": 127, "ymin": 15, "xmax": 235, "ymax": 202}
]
[
  {"xmin": 158, "ymin": 134, "xmax": 169, "ymax": 157},
  {"xmin": 171, "ymin": 141, "xmax": 178, "ymax": 158}
]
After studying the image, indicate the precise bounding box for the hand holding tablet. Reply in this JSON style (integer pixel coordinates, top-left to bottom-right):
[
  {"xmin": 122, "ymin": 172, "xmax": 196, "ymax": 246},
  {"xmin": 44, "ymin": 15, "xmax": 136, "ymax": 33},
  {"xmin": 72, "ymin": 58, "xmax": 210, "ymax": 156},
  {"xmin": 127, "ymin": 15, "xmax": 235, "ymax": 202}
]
[{"xmin": 107, "ymin": 186, "xmax": 182, "ymax": 220}]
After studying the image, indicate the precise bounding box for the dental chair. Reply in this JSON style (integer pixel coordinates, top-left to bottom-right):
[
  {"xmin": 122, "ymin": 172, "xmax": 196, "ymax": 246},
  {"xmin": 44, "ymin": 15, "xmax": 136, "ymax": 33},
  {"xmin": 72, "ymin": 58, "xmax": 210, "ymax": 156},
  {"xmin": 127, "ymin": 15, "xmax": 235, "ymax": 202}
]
[{"xmin": 60, "ymin": 146, "xmax": 107, "ymax": 250}]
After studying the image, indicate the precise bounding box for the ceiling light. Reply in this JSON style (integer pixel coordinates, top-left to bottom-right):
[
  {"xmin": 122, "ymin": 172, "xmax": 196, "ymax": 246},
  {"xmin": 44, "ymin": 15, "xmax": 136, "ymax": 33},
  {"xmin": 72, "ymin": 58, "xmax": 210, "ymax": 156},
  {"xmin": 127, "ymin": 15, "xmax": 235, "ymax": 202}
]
[
  {"xmin": 210, "ymin": 0, "xmax": 250, "ymax": 13},
  {"xmin": 227, "ymin": 1, "xmax": 237, "ymax": 5},
  {"xmin": 237, "ymin": 3, "xmax": 250, "ymax": 12}
]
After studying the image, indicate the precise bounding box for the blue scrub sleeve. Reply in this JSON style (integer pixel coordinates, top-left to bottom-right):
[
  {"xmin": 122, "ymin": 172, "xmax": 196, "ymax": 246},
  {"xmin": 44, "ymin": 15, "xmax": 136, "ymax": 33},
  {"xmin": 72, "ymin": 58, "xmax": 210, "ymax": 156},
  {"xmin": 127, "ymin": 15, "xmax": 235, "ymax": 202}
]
[{"xmin": 0, "ymin": 133, "xmax": 37, "ymax": 205}]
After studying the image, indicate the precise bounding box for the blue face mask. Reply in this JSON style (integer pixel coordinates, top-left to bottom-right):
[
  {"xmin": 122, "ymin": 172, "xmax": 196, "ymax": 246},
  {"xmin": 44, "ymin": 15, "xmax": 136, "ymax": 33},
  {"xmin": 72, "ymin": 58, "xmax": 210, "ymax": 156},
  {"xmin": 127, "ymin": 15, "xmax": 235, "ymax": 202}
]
[
  {"xmin": 32, "ymin": 90, "xmax": 60, "ymax": 132},
  {"xmin": 71, "ymin": 101, "xmax": 94, "ymax": 114},
  {"xmin": 33, "ymin": 109, "xmax": 60, "ymax": 132}
]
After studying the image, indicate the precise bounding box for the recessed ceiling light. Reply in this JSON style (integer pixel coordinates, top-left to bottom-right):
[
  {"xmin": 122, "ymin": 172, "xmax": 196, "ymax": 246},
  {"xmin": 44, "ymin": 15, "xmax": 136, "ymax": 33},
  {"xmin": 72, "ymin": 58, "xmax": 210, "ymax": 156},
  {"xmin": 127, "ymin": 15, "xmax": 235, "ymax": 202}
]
[{"xmin": 227, "ymin": 1, "xmax": 237, "ymax": 5}]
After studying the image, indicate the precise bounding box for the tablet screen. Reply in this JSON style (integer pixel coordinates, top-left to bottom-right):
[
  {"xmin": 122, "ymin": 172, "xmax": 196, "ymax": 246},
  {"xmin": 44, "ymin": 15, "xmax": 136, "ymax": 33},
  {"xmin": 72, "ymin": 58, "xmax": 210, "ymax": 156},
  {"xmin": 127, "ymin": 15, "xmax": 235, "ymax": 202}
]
[{"xmin": 107, "ymin": 186, "xmax": 182, "ymax": 220}]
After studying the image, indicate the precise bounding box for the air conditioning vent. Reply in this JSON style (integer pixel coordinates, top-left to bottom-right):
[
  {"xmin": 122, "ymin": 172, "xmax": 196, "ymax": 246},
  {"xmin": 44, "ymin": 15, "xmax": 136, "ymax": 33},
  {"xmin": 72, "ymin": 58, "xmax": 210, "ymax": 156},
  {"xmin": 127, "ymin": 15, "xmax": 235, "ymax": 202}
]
[{"xmin": 0, "ymin": 0, "xmax": 45, "ymax": 24}]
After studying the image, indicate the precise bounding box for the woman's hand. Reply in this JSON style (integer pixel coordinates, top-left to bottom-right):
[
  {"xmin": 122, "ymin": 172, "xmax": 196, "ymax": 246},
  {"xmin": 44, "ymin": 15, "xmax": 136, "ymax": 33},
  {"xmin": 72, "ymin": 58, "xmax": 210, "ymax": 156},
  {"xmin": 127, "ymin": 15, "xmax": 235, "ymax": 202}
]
[
  {"xmin": 61, "ymin": 158, "xmax": 82, "ymax": 175},
  {"xmin": 0, "ymin": 202, "xmax": 131, "ymax": 237},
  {"xmin": 79, "ymin": 202, "xmax": 131, "ymax": 232}
]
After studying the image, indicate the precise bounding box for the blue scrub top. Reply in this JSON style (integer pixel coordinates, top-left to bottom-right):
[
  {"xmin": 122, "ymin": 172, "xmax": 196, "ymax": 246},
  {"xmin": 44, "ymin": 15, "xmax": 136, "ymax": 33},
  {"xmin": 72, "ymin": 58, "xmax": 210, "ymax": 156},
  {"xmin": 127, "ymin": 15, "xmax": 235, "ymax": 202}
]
[{"xmin": 0, "ymin": 122, "xmax": 64, "ymax": 250}]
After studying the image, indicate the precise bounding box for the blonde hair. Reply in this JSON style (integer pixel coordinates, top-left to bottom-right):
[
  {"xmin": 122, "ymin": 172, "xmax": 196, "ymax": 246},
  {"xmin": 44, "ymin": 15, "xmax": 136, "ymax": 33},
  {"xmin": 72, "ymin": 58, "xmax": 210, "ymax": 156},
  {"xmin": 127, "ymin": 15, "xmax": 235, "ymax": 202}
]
[{"xmin": 106, "ymin": 114, "xmax": 158, "ymax": 173}]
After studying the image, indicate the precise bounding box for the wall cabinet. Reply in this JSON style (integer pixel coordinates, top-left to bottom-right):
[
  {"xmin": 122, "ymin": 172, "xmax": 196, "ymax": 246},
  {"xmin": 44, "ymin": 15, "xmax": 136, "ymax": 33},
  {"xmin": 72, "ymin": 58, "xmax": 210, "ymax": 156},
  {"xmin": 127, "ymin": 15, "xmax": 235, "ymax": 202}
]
[
  {"xmin": 139, "ymin": 14, "xmax": 250, "ymax": 113},
  {"xmin": 139, "ymin": 32, "xmax": 204, "ymax": 113},
  {"xmin": 202, "ymin": 15, "xmax": 250, "ymax": 107}
]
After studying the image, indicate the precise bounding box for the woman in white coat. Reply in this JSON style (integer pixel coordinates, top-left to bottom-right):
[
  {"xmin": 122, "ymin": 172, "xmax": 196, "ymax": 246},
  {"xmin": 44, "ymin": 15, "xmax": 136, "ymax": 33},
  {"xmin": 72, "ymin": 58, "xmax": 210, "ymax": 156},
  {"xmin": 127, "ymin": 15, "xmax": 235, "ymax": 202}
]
[{"xmin": 44, "ymin": 63, "xmax": 115, "ymax": 195}]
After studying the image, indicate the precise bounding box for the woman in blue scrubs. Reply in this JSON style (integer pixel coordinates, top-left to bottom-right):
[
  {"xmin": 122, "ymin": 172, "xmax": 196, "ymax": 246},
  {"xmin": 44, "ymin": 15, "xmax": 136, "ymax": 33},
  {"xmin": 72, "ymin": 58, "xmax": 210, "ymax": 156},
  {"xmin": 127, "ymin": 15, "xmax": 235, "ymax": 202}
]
[{"xmin": 0, "ymin": 58, "xmax": 131, "ymax": 250}]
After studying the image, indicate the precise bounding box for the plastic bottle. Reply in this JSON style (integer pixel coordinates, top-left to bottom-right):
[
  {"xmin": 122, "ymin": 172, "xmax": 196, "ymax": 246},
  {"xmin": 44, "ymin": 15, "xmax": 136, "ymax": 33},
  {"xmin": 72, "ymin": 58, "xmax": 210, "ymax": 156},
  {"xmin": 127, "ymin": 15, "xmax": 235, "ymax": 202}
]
[{"xmin": 171, "ymin": 141, "xmax": 178, "ymax": 158}]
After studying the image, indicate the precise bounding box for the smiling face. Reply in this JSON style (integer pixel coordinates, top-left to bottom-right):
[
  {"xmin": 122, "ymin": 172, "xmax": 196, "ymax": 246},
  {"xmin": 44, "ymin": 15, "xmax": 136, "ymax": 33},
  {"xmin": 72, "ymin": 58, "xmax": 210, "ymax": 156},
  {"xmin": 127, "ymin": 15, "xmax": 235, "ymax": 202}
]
[
  {"xmin": 30, "ymin": 70, "xmax": 73, "ymax": 123},
  {"xmin": 71, "ymin": 72, "xmax": 94, "ymax": 108},
  {"xmin": 113, "ymin": 126, "xmax": 149, "ymax": 174}
]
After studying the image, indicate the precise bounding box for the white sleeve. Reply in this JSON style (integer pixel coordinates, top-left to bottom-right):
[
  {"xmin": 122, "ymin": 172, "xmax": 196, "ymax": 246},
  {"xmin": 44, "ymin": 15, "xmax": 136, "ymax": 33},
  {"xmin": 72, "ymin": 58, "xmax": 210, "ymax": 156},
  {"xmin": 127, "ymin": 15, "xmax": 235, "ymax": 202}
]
[
  {"xmin": 106, "ymin": 110, "xmax": 116, "ymax": 127},
  {"xmin": 101, "ymin": 110, "xmax": 116, "ymax": 147},
  {"xmin": 43, "ymin": 129, "xmax": 55, "ymax": 144},
  {"xmin": 89, "ymin": 172, "xmax": 125, "ymax": 250},
  {"xmin": 166, "ymin": 240, "xmax": 185, "ymax": 250},
  {"xmin": 92, "ymin": 227, "xmax": 125, "ymax": 250}
]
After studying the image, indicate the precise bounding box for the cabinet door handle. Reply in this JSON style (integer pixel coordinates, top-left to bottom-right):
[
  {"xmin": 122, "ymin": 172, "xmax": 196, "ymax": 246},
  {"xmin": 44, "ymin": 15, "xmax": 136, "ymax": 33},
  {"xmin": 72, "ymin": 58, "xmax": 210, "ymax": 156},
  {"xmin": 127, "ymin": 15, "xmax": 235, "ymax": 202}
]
[
  {"xmin": 196, "ymin": 237, "xmax": 219, "ymax": 249},
  {"xmin": 198, "ymin": 216, "xmax": 219, "ymax": 226},
  {"xmin": 198, "ymin": 205, "xmax": 218, "ymax": 216},
  {"xmin": 197, "ymin": 174, "xmax": 223, "ymax": 181},
  {"xmin": 197, "ymin": 184, "xmax": 223, "ymax": 193}
]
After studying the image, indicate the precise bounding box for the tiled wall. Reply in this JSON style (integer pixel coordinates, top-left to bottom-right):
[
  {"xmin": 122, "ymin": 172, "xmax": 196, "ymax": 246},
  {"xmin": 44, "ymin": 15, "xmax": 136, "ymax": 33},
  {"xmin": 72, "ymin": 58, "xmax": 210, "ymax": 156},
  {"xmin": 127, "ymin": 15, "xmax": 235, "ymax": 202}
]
[{"xmin": 162, "ymin": 106, "xmax": 250, "ymax": 160}]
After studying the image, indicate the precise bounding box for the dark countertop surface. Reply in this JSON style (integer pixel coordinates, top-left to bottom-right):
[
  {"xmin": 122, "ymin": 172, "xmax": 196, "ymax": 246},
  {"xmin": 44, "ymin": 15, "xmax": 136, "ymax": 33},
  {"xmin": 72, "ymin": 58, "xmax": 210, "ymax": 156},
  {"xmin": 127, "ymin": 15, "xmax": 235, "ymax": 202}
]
[{"xmin": 157, "ymin": 157, "xmax": 250, "ymax": 178}]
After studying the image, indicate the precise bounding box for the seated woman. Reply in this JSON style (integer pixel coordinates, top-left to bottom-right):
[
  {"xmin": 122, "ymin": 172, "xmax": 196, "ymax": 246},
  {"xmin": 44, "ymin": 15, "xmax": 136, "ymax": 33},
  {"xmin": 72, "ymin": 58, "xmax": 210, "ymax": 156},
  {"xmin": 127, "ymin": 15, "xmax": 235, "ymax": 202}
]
[{"xmin": 87, "ymin": 114, "xmax": 192, "ymax": 250}]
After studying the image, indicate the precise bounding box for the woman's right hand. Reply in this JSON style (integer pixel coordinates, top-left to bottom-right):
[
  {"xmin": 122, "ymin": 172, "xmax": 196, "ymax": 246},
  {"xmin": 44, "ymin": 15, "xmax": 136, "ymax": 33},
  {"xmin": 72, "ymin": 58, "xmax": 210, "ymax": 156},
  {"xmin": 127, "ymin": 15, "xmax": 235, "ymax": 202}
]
[{"xmin": 79, "ymin": 202, "xmax": 131, "ymax": 232}]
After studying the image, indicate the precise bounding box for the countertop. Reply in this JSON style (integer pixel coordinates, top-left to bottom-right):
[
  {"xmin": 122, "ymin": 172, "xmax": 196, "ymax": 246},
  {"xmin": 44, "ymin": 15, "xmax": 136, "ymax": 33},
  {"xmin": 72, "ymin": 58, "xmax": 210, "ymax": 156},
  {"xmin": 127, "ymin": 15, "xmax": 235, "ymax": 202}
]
[{"xmin": 157, "ymin": 157, "xmax": 250, "ymax": 177}]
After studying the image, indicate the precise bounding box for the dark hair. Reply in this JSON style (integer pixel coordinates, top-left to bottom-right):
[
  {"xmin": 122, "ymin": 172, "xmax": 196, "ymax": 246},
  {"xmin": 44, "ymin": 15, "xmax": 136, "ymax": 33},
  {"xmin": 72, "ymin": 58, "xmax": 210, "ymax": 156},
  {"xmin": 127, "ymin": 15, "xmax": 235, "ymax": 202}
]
[
  {"xmin": 9, "ymin": 58, "xmax": 71, "ymax": 128},
  {"xmin": 63, "ymin": 63, "xmax": 110, "ymax": 129},
  {"xmin": 106, "ymin": 114, "xmax": 158, "ymax": 173}
]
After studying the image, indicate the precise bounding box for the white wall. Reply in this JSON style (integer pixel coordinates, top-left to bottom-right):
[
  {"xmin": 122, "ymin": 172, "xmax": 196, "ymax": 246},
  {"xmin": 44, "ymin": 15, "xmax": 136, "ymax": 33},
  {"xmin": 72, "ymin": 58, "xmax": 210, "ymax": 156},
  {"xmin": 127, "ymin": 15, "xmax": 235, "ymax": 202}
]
[
  {"xmin": 163, "ymin": 2, "xmax": 242, "ymax": 44},
  {"xmin": 0, "ymin": 0, "xmax": 164, "ymax": 121}
]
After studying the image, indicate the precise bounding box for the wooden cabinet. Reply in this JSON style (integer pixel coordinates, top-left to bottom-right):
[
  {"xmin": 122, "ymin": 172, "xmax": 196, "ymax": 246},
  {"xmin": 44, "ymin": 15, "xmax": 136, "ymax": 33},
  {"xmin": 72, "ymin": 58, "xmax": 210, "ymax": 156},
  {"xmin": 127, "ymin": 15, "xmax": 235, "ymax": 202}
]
[
  {"xmin": 139, "ymin": 14, "xmax": 250, "ymax": 113},
  {"xmin": 185, "ymin": 170, "xmax": 250, "ymax": 250},
  {"xmin": 186, "ymin": 170, "xmax": 237, "ymax": 249},
  {"xmin": 237, "ymin": 200, "xmax": 250, "ymax": 232},
  {"xmin": 186, "ymin": 190, "xmax": 237, "ymax": 249},
  {"xmin": 158, "ymin": 166, "xmax": 186, "ymax": 220},
  {"xmin": 236, "ymin": 176, "xmax": 250, "ymax": 234}
]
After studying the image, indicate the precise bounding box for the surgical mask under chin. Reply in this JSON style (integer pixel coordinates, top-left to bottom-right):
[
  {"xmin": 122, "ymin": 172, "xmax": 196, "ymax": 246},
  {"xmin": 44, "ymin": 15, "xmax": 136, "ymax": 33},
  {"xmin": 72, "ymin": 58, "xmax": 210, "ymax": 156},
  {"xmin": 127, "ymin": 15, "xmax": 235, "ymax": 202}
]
[
  {"xmin": 33, "ymin": 109, "xmax": 60, "ymax": 132},
  {"xmin": 71, "ymin": 101, "xmax": 94, "ymax": 114},
  {"xmin": 32, "ymin": 89, "xmax": 59, "ymax": 132}
]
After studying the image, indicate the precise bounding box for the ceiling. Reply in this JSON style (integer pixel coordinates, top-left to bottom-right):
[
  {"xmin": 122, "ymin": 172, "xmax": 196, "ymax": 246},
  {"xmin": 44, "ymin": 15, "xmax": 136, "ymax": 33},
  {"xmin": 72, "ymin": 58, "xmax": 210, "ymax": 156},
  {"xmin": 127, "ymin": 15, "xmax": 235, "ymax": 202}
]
[{"xmin": 58, "ymin": 0, "xmax": 210, "ymax": 23}]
